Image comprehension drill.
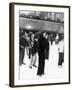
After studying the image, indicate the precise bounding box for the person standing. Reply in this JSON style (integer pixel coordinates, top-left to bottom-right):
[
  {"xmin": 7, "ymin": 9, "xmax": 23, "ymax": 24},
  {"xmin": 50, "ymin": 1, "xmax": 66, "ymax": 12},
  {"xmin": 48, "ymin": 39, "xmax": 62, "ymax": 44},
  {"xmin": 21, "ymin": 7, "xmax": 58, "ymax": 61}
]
[
  {"xmin": 45, "ymin": 34, "xmax": 50, "ymax": 60},
  {"xmin": 29, "ymin": 36, "xmax": 39, "ymax": 68},
  {"xmin": 58, "ymin": 38, "xmax": 64, "ymax": 66},
  {"xmin": 37, "ymin": 32, "xmax": 48, "ymax": 76},
  {"xmin": 19, "ymin": 34, "xmax": 29, "ymax": 66}
]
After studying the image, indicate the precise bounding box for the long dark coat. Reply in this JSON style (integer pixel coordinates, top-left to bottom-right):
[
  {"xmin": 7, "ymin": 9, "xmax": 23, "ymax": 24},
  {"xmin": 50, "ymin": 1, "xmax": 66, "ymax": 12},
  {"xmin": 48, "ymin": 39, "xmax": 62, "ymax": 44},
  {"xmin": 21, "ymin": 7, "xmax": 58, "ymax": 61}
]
[{"xmin": 37, "ymin": 35, "xmax": 49, "ymax": 75}]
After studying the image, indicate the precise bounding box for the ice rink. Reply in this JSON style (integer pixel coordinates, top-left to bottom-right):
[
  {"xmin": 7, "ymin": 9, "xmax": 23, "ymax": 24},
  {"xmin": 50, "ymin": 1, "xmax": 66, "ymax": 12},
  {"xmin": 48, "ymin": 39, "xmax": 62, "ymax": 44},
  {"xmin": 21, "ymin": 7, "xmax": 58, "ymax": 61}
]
[{"xmin": 19, "ymin": 42, "xmax": 67, "ymax": 83}]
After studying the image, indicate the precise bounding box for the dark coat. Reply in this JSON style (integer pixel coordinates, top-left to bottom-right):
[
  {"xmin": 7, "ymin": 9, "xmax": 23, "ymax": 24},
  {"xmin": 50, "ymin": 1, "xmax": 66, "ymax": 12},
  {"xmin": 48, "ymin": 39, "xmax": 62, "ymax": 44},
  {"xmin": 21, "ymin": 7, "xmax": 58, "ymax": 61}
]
[
  {"xmin": 31, "ymin": 40, "xmax": 39, "ymax": 56},
  {"xmin": 37, "ymin": 35, "xmax": 49, "ymax": 75},
  {"xmin": 19, "ymin": 37, "xmax": 29, "ymax": 65},
  {"xmin": 20, "ymin": 37, "xmax": 29, "ymax": 48}
]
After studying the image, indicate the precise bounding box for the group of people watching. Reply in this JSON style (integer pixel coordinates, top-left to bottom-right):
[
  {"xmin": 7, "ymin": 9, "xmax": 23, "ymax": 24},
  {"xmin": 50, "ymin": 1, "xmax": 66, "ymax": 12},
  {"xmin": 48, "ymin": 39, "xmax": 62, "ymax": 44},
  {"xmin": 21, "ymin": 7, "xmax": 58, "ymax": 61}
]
[{"xmin": 19, "ymin": 30, "xmax": 64, "ymax": 76}]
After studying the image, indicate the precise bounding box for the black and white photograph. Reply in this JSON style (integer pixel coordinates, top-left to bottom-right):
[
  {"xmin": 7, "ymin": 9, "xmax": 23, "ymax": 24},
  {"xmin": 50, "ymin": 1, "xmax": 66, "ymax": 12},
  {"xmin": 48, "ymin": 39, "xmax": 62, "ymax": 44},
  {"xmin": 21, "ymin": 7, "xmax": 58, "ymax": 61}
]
[
  {"xmin": 9, "ymin": 3, "xmax": 70, "ymax": 87},
  {"xmin": 19, "ymin": 10, "xmax": 64, "ymax": 78}
]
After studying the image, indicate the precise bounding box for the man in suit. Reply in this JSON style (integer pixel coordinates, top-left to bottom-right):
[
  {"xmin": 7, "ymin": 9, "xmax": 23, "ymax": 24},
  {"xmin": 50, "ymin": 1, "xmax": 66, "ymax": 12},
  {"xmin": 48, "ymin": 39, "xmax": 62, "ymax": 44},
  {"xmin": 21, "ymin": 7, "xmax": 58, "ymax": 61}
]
[{"xmin": 37, "ymin": 32, "xmax": 49, "ymax": 76}]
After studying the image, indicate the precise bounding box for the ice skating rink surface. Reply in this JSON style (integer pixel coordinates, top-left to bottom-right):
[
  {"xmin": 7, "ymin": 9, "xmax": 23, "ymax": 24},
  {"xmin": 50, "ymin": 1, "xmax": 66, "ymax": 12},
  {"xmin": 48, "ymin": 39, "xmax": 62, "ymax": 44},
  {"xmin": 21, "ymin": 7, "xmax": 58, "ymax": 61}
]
[{"xmin": 19, "ymin": 42, "xmax": 68, "ymax": 83}]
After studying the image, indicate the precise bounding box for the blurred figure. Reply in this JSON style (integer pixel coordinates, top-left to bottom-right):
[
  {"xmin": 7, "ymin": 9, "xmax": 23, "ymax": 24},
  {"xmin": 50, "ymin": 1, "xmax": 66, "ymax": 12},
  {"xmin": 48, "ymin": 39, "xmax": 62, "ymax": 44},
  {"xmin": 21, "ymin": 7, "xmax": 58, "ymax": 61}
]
[
  {"xmin": 19, "ymin": 33, "xmax": 29, "ymax": 66},
  {"xmin": 37, "ymin": 32, "xmax": 48, "ymax": 76},
  {"xmin": 29, "ymin": 33, "xmax": 35, "ymax": 68},
  {"xmin": 50, "ymin": 34, "xmax": 54, "ymax": 45},
  {"xmin": 29, "ymin": 37, "xmax": 39, "ymax": 68},
  {"xmin": 44, "ymin": 34, "xmax": 50, "ymax": 60},
  {"xmin": 55, "ymin": 33, "xmax": 59, "ymax": 45},
  {"xmin": 58, "ymin": 38, "xmax": 64, "ymax": 66},
  {"xmin": 28, "ymin": 32, "xmax": 33, "ymax": 59}
]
